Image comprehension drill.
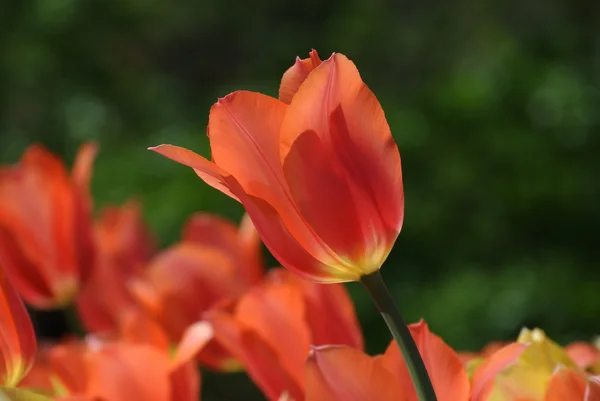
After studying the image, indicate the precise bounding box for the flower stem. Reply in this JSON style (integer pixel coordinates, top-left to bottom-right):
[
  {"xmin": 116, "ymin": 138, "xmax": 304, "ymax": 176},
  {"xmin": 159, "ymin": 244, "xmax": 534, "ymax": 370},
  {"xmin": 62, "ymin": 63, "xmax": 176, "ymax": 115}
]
[{"xmin": 360, "ymin": 270, "xmax": 437, "ymax": 401}]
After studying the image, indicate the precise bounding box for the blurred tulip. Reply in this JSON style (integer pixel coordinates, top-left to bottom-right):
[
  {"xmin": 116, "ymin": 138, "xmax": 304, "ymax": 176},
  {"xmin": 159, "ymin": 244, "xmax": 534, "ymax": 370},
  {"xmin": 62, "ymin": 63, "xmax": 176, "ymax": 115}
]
[
  {"xmin": 205, "ymin": 268, "xmax": 363, "ymax": 401},
  {"xmin": 566, "ymin": 341, "xmax": 600, "ymax": 373},
  {"xmin": 76, "ymin": 200, "xmax": 156, "ymax": 333},
  {"xmin": 129, "ymin": 213, "xmax": 262, "ymax": 370},
  {"xmin": 151, "ymin": 50, "xmax": 403, "ymax": 283},
  {"xmin": 0, "ymin": 144, "xmax": 97, "ymax": 308},
  {"xmin": 19, "ymin": 312, "xmax": 211, "ymax": 401},
  {"xmin": 474, "ymin": 328, "xmax": 597, "ymax": 401},
  {"xmin": 0, "ymin": 266, "xmax": 36, "ymax": 387}
]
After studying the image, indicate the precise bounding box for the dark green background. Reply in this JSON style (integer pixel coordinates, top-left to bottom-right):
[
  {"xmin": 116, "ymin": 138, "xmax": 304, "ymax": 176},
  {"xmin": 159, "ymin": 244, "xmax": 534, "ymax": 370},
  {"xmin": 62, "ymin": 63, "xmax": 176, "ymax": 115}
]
[{"xmin": 2, "ymin": 0, "xmax": 599, "ymax": 399}]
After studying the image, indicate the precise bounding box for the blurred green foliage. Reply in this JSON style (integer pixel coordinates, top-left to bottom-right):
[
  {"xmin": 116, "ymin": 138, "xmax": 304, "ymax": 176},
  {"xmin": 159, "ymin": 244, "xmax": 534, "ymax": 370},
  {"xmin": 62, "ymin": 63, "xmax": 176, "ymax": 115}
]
[{"xmin": 2, "ymin": 0, "xmax": 600, "ymax": 399}]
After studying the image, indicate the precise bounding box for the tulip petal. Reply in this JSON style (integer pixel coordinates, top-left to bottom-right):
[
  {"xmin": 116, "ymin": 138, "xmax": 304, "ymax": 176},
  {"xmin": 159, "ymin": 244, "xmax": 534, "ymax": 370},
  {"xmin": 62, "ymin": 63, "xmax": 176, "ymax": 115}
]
[
  {"xmin": 282, "ymin": 128, "xmax": 366, "ymax": 266},
  {"xmin": 230, "ymin": 192, "xmax": 358, "ymax": 283},
  {"xmin": 305, "ymin": 345, "xmax": 405, "ymax": 401},
  {"xmin": 207, "ymin": 91, "xmax": 345, "ymax": 269},
  {"xmin": 129, "ymin": 243, "xmax": 243, "ymax": 341},
  {"xmin": 70, "ymin": 142, "xmax": 98, "ymax": 194},
  {"xmin": 279, "ymin": 50, "xmax": 322, "ymax": 104},
  {"xmin": 269, "ymin": 269, "xmax": 363, "ymax": 349},
  {"xmin": 566, "ymin": 342, "xmax": 600, "ymax": 370},
  {"xmin": 235, "ymin": 279, "xmax": 311, "ymax": 388},
  {"xmin": 543, "ymin": 368, "xmax": 587, "ymax": 401},
  {"xmin": 86, "ymin": 344, "xmax": 171, "ymax": 401},
  {"xmin": 206, "ymin": 311, "xmax": 304, "ymax": 401},
  {"xmin": 182, "ymin": 213, "xmax": 263, "ymax": 286},
  {"xmin": 171, "ymin": 321, "xmax": 213, "ymax": 370},
  {"xmin": 0, "ymin": 268, "xmax": 36, "ymax": 387},
  {"xmin": 382, "ymin": 321, "xmax": 470, "ymax": 401},
  {"xmin": 281, "ymin": 53, "xmax": 403, "ymax": 259},
  {"xmin": 149, "ymin": 144, "xmax": 239, "ymax": 202},
  {"xmin": 470, "ymin": 342, "xmax": 528, "ymax": 401}
]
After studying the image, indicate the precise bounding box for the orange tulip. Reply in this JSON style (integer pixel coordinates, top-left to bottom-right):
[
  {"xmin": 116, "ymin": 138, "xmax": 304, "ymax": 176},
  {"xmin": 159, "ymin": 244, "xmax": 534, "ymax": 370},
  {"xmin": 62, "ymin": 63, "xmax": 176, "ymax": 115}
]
[
  {"xmin": 151, "ymin": 50, "xmax": 404, "ymax": 283},
  {"xmin": 76, "ymin": 200, "xmax": 156, "ymax": 333},
  {"xmin": 0, "ymin": 266, "xmax": 36, "ymax": 387},
  {"xmin": 129, "ymin": 213, "xmax": 263, "ymax": 370},
  {"xmin": 205, "ymin": 268, "xmax": 363, "ymax": 401},
  {"xmin": 0, "ymin": 144, "xmax": 97, "ymax": 308},
  {"xmin": 20, "ymin": 311, "xmax": 211, "ymax": 401}
]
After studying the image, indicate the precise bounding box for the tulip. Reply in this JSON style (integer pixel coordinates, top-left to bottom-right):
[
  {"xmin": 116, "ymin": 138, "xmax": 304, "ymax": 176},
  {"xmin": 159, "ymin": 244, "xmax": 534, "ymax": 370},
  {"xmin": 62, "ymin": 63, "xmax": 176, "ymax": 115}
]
[
  {"xmin": 0, "ymin": 266, "xmax": 37, "ymax": 387},
  {"xmin": 150, "ymin": 51, "xmax": 402, "ymax": 284},
  {"xmin": 129, "ymin": 213, "xmax": 263, "ymax": 370},
  {"xmin": 149, "ymin": 50, "xmax": 440, "ymax": 399},
  {"xmin": 0, "ymin": 144, "xmax": 97, "ymax": 309},
  {"xmin": 205, "ymin": 268, "xmax": 363, "ymax": 401},
  {"xmin": 76, "ymin": 200, "xmax": 156, "ymax": 333}
]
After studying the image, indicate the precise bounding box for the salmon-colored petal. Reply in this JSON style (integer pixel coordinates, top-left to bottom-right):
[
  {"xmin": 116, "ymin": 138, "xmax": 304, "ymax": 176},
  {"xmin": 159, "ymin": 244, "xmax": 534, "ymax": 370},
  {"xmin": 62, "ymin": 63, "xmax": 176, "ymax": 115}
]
[
  {"xmin": 305, "ymin": 345, "xmax": 405, "ymax": 401},
  {"xmin": 70, "ymin": 142, "xmax": 98, "ymax": 194},
  {"xmin": 43, "ymin": 340, "xmax": 88, "ymax": 394},
  {"xmin": 566, "ymin": 342, "xmax": 600, "ymax": 370},
  {"xmin": 470, "ymin": 342, "xmax": 529, "ymax": 401},
  {"xmin": 269, "ymin": 269, "xmax": 363, "ymax": 349},
  {"xmin": 382, "ymin": 321, "xmax": 470, "ymax": 401},
  {"xmin": 0, "ymin": 267, "xmax": 36, "ymax": 387},
  {"xmin": 169, "ymin": 361, "xmax": 200, "ymax": 401},
  {"xmin": 85, "ymin": 343, "xmax": 171, "ymax": 401},
  {"xmin": 206, "ymin": 310, "xmax": 303, "ymax": 401},
  {"xmin": 545, "ymin": 369, "xmax": 600, "ymax": 401},
  {"xmin": 77, "ymin": 201, "xmax": 155, "ymax": 333},
  {"xmin": 149, "ymin": 144, "xmax": 239, "ymax": 202},
  {"xmin": 279, "ymin": 50, "xmax": 322, "ymax": 104},
  {"xmin": 171, "ymin": 321, "xmax": 213, "ymax": 370},
  {"xmin": 235, "ymin": 278, "xmax": 311, "ymax": 389},
  {"xmin": 280, "ymin": 54, "xmax": 403, "ymax": 268},
  {"xmin": 182, "ymin": 213, "xmax": 263, "ymax": 286},
  {"xmin": 118, "ymin": 308, "xmax": 170, "ymax": 351}
]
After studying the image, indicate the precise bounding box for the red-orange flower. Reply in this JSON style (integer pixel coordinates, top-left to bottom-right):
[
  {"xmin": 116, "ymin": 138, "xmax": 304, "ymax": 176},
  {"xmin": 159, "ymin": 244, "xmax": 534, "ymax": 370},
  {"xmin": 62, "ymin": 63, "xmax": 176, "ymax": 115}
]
[
  {"xmin": 76, "ymin": 200, "xmax": 156, "ymax": 333},
  {"xmin": 0, "ymin": 266, "xmax": 37, "ymax": 387},
  {"xmin": 20, "ymin": 311, "xmax": 211, "ymax": 401},
  {"xmin": 205, "ymin": 268, "xmax": 363, "ymax": 401},
  {"xmin": 129, "ymin": 213, "xmax": 264, "ymax": 369},
  {"xmin": 151, "ymin": 50, "xmax": 403, "ymax": 283},
  {"xmin": 0, "ymin": 144, "xmax": 97, "ymax": 309}
]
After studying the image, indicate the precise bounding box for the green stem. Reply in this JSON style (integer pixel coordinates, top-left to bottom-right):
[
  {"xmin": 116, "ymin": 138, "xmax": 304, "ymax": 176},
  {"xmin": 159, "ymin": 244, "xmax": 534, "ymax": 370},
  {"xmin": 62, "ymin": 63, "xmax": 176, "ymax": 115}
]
[{"xmin": 360, "ymin": 270, "xmax": 437, "ymax": 401}]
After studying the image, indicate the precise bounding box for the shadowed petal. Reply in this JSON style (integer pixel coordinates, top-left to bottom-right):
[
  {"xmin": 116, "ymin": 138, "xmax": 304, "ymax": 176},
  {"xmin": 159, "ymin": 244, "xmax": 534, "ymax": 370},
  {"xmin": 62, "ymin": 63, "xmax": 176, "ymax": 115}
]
[
  {"xmin": 280, "ymin": 53, "xmax": 403, "ymax": 271},
  {"xmin": 206, "ymin": 311, "xmax": 304, "ymax": 401}
]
